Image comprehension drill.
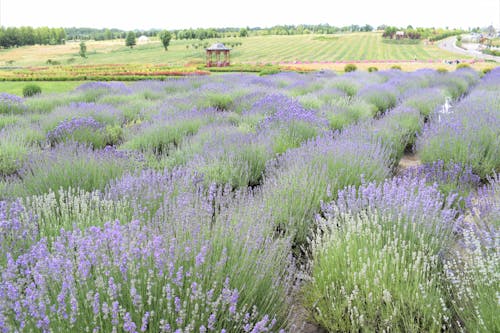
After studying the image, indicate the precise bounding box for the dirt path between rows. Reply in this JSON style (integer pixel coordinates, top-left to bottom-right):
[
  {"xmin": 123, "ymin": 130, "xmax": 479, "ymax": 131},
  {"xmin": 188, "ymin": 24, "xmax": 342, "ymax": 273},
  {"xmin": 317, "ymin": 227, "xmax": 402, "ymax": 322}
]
[{"xmin": 397, "ymin": 152, "xmax": 422, "ymax": 174}]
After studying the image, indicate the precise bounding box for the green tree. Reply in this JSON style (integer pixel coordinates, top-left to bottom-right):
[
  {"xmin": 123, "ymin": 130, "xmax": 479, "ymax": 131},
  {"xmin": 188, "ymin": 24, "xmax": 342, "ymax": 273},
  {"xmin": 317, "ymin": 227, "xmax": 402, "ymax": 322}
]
[
  {"xmin": 125, "ymin": 31, "xmax": 136, "ymax": 48},
  {"xmin": 79, "ymin": 41, "xmax": 87, "ymax": 58},
  {"xmin": 159, "ymin": 30, "xmax": 172, "ymax": 50},
  {"xmin": 239, "ymin": 28, "xmax": 248, "ymax": 37}
]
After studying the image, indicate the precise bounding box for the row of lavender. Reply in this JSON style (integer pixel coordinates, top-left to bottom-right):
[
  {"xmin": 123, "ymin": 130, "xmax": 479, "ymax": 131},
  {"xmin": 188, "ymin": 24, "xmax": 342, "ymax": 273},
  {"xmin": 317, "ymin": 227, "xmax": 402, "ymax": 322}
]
[{"xmin": 0, "ymin": 68, "xmax": 498, "ymax": 332}]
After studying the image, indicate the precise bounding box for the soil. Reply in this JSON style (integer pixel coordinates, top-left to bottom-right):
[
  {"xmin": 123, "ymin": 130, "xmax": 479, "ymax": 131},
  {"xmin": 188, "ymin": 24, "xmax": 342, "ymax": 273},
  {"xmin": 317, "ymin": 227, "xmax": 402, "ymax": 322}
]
[
  {"xmin": 288, "ymin": 304, "xmax": 328, "ymax": 333},
  {"xmin": 396, "ymin": 152, "xmax": 421, "ymax": 174}
]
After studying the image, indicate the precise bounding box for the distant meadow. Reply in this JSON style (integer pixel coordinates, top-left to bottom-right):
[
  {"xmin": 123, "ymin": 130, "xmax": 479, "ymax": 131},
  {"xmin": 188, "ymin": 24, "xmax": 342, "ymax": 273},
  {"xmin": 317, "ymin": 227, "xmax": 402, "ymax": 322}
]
[{"xmin": 0, "ymin": 68, "xmax": 499, "ymax": 332}]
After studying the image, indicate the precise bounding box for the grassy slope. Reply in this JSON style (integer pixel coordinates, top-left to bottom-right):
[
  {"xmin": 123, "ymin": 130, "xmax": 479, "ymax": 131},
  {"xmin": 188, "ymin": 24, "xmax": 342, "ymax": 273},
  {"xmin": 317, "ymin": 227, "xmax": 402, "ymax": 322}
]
[{"xmin": 0, "ymin": 32, "xmax": 469, "ymax": 68}]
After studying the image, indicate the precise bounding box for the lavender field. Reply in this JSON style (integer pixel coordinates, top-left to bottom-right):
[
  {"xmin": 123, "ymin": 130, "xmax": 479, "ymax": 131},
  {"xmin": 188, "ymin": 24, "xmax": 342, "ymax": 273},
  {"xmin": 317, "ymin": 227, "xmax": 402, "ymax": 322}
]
[{"xmin": 0, "ymin": 68, "xmax": 499, "ymax": 332}]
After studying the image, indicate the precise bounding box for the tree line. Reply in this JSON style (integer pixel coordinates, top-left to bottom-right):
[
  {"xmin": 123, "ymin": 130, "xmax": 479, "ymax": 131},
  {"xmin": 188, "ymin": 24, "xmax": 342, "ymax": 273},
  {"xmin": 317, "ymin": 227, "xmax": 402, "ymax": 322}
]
[
  {"xmin": 382, "ymin": 25, "xmax": 465, "ymax": 41},
  {"xmin": 0, "ymin": 27, "xmax": 66, "ymax": 48}
]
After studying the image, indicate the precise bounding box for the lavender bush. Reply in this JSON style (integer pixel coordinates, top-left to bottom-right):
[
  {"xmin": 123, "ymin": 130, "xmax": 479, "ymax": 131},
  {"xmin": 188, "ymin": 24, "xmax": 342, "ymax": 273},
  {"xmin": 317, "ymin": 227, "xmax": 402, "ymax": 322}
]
[
  {"xmin": 444, "ymin": 174, "xmax": 499, "ymax": 332},
  {"xmin": 261, "ymin": 131, "xmax": 391, "ymax": 244},
  {"xmin": 46, "ymin": 117, "xmax": 122, "ymax": 148},
  {"xmin": 0, "ymin": 168, "xmax": 297, "ymax": 332},
  {"xmin": 417, "ymin": 83, "xmax": 500, "ymax": 179},
  {"xmin": 0, "ymin": 129, "xmax": 28, "ymax": 178},
  {"xmin": 122, "ymin": 108, "xmax": 213, "ymax": 154},
  {"xmin": 189, "ymin": 129, "xmax": 272, "ymax": 188},
  {"xmin": 304, "ymin": 175, "xmax": 461, "ymax": 332},
  {"xmin": 14, "ymin": 143, "xmax": 136, "ymax": 197},
  {"xmin": 404, "ymin": 160, "xmax": 481, "ymax": 209},
  {"xmin": 0, "ymin": 70, "xmax": 497, "ymax": 332},
  {"xmin": 0, "ymin": 93, "xmax": 26, "ymax": 115}
]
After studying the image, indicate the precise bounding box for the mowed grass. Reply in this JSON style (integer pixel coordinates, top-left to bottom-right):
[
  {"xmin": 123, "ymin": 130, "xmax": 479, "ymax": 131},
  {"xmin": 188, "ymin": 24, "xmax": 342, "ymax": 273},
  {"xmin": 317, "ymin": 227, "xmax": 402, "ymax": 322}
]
[
  {"xmin": 0, "ymin": 32, "xmax": 470, "ymax": 68},
  {"xmin": 0, "ymin": 81, "xmax": 85, "ymax": 95}
]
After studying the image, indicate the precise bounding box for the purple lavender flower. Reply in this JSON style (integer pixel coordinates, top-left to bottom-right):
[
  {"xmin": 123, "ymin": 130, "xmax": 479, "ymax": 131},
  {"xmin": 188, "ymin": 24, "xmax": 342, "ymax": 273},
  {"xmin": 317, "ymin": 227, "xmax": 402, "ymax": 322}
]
[
  {"xmin": 46, "ymin": 117, "xmax": 105, "ymax": 145},
  {"xmin": 0, "ymin": 93, "xmax": 26, "ymax": 114}
]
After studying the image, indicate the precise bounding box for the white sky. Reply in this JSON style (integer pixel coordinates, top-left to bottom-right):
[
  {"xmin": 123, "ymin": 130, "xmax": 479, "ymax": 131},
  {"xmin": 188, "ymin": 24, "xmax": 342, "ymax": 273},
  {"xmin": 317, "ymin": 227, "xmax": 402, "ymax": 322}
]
[{"xmin": 1, "ymin": 0, "xmax": 499, "ymax": 30}]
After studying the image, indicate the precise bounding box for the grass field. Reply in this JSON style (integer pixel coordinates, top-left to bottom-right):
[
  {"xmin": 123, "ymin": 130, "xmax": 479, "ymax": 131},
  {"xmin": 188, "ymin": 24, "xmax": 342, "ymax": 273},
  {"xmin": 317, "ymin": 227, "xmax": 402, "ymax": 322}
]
[
  {"xmin": 0, "ymin": 81, "xmax": 84, "ymax": 95},
  {"xmin": 0, "ymin": 32, "xmax": 474, "ymax": 68}
]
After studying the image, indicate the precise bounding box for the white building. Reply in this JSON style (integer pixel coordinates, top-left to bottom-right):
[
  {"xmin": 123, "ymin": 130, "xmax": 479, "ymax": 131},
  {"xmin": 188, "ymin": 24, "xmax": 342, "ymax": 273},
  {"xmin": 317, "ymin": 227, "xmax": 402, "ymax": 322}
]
[{"xmin": 138, "ymin": 35, "xmax": 149, "ymax": 44}]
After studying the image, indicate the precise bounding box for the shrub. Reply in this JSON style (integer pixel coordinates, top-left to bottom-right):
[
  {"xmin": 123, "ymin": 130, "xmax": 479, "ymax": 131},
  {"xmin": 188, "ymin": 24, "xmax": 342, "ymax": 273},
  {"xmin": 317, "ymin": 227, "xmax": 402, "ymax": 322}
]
[
  {"xmin": 367, "ymin": 66, "xmax": 378, "ymax": 72},
  {"xmin": 344, "ymin": 64, "xmax": 357, "ymax": 72},
  {"xmin": 372, "ymin": 106, "xmax": 423, "ymax": 163},
  {"xmin": 417, "ymin": 85, "xmax": 500, "ymax": 179},
  {"xmin": 325, "ymin": 98, "xmax": 376, "ymax": 130},
  {"xmin": 402, "ymin": 87, "xmax": 446, "ymax": 118},
  {"xmin": 0, "ymin": 115, "xmax": 19, "ymax": 129},
  {"xmin": 0, "ymin": 93, "xmax": 26, "ymax": 115},
  {"xmin": 0, "ymin": 130, "xmax": 28, "ymax": 177},
  {"xmin": 444, "ymin": 175, "xmax": 499, "ymax": 332},
  {"xmin": 46, "ymin": 59, "xmax": 61, "ymax": 65},
  {"xmin": 0, "ymin": 172, "xmax": 297, "ymax": 332},
  {"xmin": 437, "ymin": 67, "xmax": 449, "ymax": 74},
  {"xmin": 122, "ymin": 117, "xmax": 206, "ymax": 154},
  {"xmin": 359, "ymin": 84, "xmax": 398, "ymax": 114},
  {"xmin": 17, "ymin": 143, "xmax": 135, "ymax": 196},
  {"xmin": 390, "ymin": 65, "xmax": 402, "ymax": 70},
  {"xmin": 405, "ymin": 160, "xmax": 481, "ymax": 209},
  {"xmin": 206, "ymin": 93, "xmax": 234, "ymax": 111},
  {"xmin": 261, "ymin": 133, "xmax": 391, "ymax": 245},
  {"xmin": 482, "ymin": 67, "xmax": 492, "ymax": 75},
  {"xmin": 259, "ymin": 68, "xmax": 280, "ymax": 76},
  {"xmin": 22, "ymin": 84, "xmax": 42, "ymax": 97},
  {"xmin": 46, "ymin": 117, "xmax": 123, "ymax": 148},
  {"xmin": 456, "ymin": 63, "xmax": 470, "ymax": 70},
  {"xmin": 304, "ymin": 176, "xmax": 458, "ymax": 332},
  {"xmin": 195, "ymin": 141, "xmax": 271, "ymax": 188}
]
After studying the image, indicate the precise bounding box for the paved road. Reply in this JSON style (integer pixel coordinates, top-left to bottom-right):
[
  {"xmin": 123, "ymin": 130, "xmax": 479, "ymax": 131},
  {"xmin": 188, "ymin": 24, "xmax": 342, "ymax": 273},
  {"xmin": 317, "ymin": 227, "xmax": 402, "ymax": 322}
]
[{"xmin": 438, "ymin": 36, "xmax": 500, "ymax": 62}]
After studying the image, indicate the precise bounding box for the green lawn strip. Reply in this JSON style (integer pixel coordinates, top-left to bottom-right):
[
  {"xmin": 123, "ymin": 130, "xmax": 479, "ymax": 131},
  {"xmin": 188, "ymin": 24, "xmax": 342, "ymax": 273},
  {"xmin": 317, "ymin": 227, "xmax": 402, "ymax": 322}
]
[{"xmin": 0, "ymin": 81, "xmax": 84, "ymax": 96}]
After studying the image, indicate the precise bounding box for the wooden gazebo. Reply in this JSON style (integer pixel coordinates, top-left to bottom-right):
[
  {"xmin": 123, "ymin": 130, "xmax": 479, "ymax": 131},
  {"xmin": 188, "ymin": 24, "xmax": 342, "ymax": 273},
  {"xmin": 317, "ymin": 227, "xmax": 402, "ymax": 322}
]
[{"xmin": 206, "ymin": 43, "xmax": 231, "ymax": 67}]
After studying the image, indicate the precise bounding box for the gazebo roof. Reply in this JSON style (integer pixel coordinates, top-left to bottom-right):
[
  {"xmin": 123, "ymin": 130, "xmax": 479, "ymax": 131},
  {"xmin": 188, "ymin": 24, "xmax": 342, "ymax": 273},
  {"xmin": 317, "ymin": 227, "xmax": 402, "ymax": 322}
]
[{"xmin": 206, "ymin": 43, "xmax": 231, "ymax": 51}]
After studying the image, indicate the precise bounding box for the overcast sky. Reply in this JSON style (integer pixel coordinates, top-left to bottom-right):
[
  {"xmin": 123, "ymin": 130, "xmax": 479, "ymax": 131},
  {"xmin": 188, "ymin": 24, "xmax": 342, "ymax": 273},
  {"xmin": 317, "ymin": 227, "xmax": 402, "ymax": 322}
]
[{"xmin": 1, "ymin": 0, "xmax": 499, "ymax": 30}]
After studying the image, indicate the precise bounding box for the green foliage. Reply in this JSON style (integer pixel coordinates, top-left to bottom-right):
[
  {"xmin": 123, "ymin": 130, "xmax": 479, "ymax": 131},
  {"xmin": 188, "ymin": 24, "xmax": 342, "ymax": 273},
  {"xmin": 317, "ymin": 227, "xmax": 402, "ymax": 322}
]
[
  {"xmin": 444, "ymin": 182, "xmax": 500, "ymax": 333},
  {"xmin": 0, "ymin": 115, "xmax": 19, "ymax": 129},
  {"xmin": 437, "ymin": 67, "xmax": 449, "ymax": 74},
  {"xmin": 272, "ymin": 121, "xmax": 320, "ymax": 154},
  {"xmin": 482, "ymin": 49, "xmax": 500, "ymax": 56},
  {"xmin": 259, "ymin": 68, "xmax": 280, "ymax": 76},
  {"xmin": 373, "ymin": 108, "xmax": 423, "ymax": 163},
  {"xmin": 239, "ymin": 28, "xmax": 248, "ymax": 37},
  {"xmin": 79, "ymin": 41, "xmax": 87, "ymax": 58},
  {"xmin": 23, "ymin": 188, "xmax": 133, "ymax": 240},
  {"xmin": 361, "ymin": 88, "xmax": 397, "ymax": 114},
  {"xmin": 205, "ymin": 93, "xmax": 235, "ymax": 111},
  {"xmin": 125, "ymin": 31, "xmax": 136, "ymax": 48},
  {"xmin": 159, "ymin": 30, "xmax": 172, "ymax": 51},
  {"xmin": 326, "ymin": 99, "xmax": 377, "ymax": 130},
  {"xmin": 263, "ymin": 141, "xmax": 390, "ymax": 245},
  {"xmin": 390, "ymin": 65, "xmax": 402, "ymax": 70},
  {"xmin": 367, "ymin": 66, "xmax": 378, "ymax": 72},
  {"xmin": 382, "ymin": 38, "xmax": 421, "ymax": 44},
  {"xmin": 199, "ymin": 143, "xmax": 270, "ymax": 188},
  {"xmin": 344, "ymin": 64, "xmax": 357, "ymax": 72},
  {"xmin": 304, "ymin": 212, "xmax": 451, "ymax": 332},
  {"xmin": 403, "ymin": 89, "xmax": 446, "ymax": 118},
  {"xmin": 0, "ymin": 132, "xmax": 27, "ymax": 177},
  {"xmin": 22, "ymin": 84, "xmax": 42, "ymax": 97},
  {"xmin": 48, "ymin": 124, "xmax": 123, "ymax": 149},
  {"xmin": 17, "ymin": 145, "xmax": 132, "ymax": 197},
  {"xmin": 332, "ymin": 80, "xmax": 359, "ymax": 97},
  {"xmin": 122, "ymin": 119, "xmax": 204, "ymax": 154},
  {"xmin": 45, "ymin": 59, "xmax": 61, "ymax": 65}
]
